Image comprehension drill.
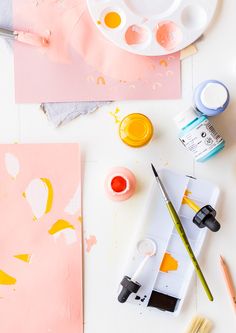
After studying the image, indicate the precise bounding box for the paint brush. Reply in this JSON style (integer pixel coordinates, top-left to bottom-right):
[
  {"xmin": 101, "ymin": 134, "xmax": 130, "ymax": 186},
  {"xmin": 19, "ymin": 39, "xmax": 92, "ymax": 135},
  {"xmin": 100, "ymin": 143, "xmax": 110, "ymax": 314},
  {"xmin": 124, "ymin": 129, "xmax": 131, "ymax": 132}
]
[
  {"xmin": 220, "ymin": 256, "xmax": 236, "ymax": 313},
  {"xmin": 0, "ymin": 27, "xmax": 49, "ymax": 47},
  {"xmin": 151, "ymin": 164, "xmax": 214, "ymax": 302}
]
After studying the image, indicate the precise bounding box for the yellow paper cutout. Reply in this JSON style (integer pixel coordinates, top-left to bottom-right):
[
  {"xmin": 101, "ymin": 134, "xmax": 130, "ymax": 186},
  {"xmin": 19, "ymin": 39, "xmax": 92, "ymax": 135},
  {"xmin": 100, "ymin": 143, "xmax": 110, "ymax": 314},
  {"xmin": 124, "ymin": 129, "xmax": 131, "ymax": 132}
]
[
  {"xmin": 49, "ymin": 219, "xmax": 75, "ymax": 235},
  {"xmin": 14, "ymin": 254, "xmax": 32, "ymax": 263}
]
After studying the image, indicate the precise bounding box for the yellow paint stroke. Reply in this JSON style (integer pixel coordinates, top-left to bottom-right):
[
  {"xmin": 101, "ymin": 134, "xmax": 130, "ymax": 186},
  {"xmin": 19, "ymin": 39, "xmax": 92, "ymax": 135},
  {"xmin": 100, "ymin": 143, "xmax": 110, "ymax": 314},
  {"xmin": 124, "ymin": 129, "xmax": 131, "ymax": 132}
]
[
  {"xmin": 109, "ymin": 108, "xmax": 121, "ymax": 124},
  {"xmin": 160, "ymin": 253, "xmax": 178, "ymax": 273},
  {"xmin": 182, "ymin": 196, "xmax": 200, "ymax": 213},
  {"xmin": 41, "ymin": 178, "xmax": 53, "ymax": 214},
  {"xmin": 48, "ymin": 219, "xmax": 75, "ymax": 235},
  {"xmin": 97, "ymin": 20, "xmax": 101, "ymax": 25},
  {"xmin": 96, "ymin": 76, "xmax": 106, "ymax": 85},
  {"xmin": 14, "ymin": 254, "xmax": 32, "ymax": 263},
  {"xmin": 104, "ymin": 12, "xmax": 121, "ymax": 29},
  {"xmin": 22, "ymin": 192, "xmax": 26, "ymax": 198},
  {"xmin": 0, "ymin": 270, "xmax": 16, "ymax": 285},
  {"xmin": 159, "ymin": 59, "xmax": 168, "ymax": 67}
]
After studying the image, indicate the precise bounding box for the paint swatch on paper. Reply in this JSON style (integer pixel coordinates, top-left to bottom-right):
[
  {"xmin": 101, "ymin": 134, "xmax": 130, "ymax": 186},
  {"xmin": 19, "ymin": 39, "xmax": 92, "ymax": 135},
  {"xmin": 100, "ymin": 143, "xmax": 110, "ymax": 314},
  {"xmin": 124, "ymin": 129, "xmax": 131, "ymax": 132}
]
[
  {"xmin": 13, "ymin": 0, "xmax": 181, "ymax": 103},
  {"xmin": 0, "ymin": 144, "xmax": 83, "ymax": 333},
  {"xmin": 160, "ymin": 253, "xmax": 178, "ymax": 273}
]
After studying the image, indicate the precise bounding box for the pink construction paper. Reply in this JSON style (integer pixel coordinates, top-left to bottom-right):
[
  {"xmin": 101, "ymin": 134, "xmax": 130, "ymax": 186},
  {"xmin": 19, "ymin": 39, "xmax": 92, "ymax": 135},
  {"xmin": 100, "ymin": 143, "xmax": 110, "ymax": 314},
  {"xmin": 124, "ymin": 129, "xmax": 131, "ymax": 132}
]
[
  {"xmin": 13, "ymin": 0, "xmax": 181, "ymax": 103},
  {"xmin": 0, "ymin": 144, "xmax": 83, "ymax": 333}
]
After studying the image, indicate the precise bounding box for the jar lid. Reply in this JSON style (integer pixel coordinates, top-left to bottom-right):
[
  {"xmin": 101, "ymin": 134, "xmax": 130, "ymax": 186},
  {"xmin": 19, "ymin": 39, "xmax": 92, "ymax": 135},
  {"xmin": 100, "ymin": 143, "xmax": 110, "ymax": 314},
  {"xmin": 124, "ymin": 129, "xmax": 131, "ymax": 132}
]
[
  {"xmin": 174, "ymin": 108, "xmax": 198, "ymax": 130},
  {"xmin": 119, "ymin": 113, "xmax": 153, "ymax": 148}
]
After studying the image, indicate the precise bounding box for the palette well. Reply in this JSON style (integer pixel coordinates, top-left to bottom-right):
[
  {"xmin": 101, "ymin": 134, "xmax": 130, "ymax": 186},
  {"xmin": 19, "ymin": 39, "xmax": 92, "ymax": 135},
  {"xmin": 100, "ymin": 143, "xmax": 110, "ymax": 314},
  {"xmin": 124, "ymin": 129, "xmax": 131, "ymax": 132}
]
[
  {"xmin": 87, "ymin": 0, "xmax": 218, "ymax": 56},
  {"xmin": 118, "ymin": 169, "xmax": 220, "ymax": 315}
]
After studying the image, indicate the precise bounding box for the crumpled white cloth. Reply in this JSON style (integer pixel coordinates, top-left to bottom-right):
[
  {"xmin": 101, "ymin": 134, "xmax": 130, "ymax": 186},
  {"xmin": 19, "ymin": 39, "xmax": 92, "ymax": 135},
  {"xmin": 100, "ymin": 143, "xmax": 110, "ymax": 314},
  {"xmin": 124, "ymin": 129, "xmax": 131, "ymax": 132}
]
[{"xmin": 0, "ymin": 0, "xmax": 111, "ymax": 127}]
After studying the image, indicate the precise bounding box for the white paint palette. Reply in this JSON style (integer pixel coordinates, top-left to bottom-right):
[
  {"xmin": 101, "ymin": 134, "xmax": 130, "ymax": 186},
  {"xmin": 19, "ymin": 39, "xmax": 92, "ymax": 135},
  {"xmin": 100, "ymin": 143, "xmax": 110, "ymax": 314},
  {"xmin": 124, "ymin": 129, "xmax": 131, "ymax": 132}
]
[
  {"xmin": 118, "ymin": 169, "xmax": 220, "ymax": 315},
  {"xmin": 87, "ymin": 0, "xmax": 218, "ymax": 56}
]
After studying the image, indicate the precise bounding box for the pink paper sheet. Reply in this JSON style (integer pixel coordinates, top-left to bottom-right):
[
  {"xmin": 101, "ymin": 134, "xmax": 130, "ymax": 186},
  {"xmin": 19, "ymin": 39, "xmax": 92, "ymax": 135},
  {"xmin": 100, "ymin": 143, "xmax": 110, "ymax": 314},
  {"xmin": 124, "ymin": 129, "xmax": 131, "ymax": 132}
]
[
  {"xmin": 13, "ymin": 0, "xmax": 181, "ymax": 103},
  {"xmin": 0, "ymin": 144, "xmax": 83, "ymax": 333}
]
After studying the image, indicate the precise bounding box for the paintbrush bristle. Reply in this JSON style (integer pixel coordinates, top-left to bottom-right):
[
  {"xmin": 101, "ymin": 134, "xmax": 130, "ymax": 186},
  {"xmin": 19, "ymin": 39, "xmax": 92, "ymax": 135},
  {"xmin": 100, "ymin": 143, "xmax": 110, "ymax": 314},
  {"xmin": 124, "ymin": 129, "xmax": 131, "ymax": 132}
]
[
  {"xmin": 185, "ymin": 316, "xmax": 212, "ymax": 333},
  {"xmin": 151, "ymin": 163, "xmax": 158, "ymax": 178}
]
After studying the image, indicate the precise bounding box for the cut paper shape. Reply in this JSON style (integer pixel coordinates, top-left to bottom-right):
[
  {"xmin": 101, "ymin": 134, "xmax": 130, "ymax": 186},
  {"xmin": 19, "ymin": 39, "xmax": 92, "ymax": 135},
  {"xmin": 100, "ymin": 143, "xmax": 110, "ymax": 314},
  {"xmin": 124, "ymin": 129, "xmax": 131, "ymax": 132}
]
[
  {"xmin": 64, "ymin": 185, "xmax": 81, "ymax": 216},
  {"xmin": 13, "ymin": 0, "xmax": 181, "ymax": 102},
  {"xmin": 0, "ymin": 270, "xmax": 16, "ymax": 285},
  {"xmin": 24, "ymin": 178, "xmax": 53, "ymax": 220},
  {"xmin": 160, "ymin": 253, "xmax": 178, "ymax": 273},
  {"xmin": 4, "ymin": 153, "xmax": 20, "ymax": 179},
  {"xmin": 85, "ymin": 235, "xmax": 97, "ymax": 252},
  {"xmin": 49, "ymin": 219, "xmax": 77, "ymax": 245},
  {"xmin": 14, "ymin": 254, "xmax": 32, "ymax": 263}
]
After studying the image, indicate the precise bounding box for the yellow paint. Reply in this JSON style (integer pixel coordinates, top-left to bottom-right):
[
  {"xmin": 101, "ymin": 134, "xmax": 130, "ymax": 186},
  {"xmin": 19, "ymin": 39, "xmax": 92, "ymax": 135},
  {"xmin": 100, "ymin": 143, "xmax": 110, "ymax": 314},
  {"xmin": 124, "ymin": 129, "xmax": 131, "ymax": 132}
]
[
  {"xmin": 14, "ymin": 254, "xmax": 32, "ymax": 263},
  {"xmin": 22, "ymin": 192, "xmax": 26, "ymax": 198},
  {"xmin": 109, "ymin": 108, "xmax": 121, "ymax": 124},
  {"xmin": 78, "ymin": 216, "xmax": 83, "ymax": 223},
  {"xmin": 119, "ymin": 113, "xmax": 153, "ymax": 148},
  {"xmin": 96, "ymin": 76, "xmax": 106, "ymax": 85},
  {"xmin": 41, "ymin": 178, "xmax": 53, "ymax": 213},
  {"xmin": 160, "ymin": 253, "xmax": 178, "ymax": 273},
  {"xmin": 97, "ymin": 20, "xmax": 101, "ymax": 25},
  {"xmin": 160, "ymin": 59, "xmax": 168, "ymax": 67},
  {"xmin": 104, "ymin": 12, "xmax": 121, "ymax": 29},
  {"xmin": 49, "ymin": 219, "xmax": 75, "ymax": 235},
  {"xmin": 184, "ymin": 189, "xmax": 192, "ymax": 197},
  {"xmin": 182, "ymin": 196, "xmax": 200, "ymax": 213},
  {"xmin": 0, "ymin": 270, "xmax": 16, "ymax": 285}
]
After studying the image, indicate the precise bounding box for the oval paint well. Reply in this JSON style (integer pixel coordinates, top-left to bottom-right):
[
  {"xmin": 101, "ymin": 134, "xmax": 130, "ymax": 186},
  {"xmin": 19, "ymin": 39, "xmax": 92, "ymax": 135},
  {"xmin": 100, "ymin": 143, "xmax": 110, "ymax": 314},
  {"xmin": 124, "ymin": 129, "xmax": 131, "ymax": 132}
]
[
  {"xmin": 156, "ymin": 21, "xmax": 183, "ymax": 51},
  {"xmin": 125, "ymin": 25, "xmax": 150, "ymax": 46},
  {"xmin": 104, "ymin": 11, "xmax": 122, "ymax": 29}
]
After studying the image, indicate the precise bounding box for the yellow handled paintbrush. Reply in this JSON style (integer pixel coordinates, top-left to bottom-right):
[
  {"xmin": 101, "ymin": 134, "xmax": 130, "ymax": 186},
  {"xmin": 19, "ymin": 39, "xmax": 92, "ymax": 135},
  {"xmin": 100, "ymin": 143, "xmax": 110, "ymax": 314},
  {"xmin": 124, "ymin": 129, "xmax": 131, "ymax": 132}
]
[{"xmin": 151, "ymin": 164, "xmax": 213, "ymax": 302}]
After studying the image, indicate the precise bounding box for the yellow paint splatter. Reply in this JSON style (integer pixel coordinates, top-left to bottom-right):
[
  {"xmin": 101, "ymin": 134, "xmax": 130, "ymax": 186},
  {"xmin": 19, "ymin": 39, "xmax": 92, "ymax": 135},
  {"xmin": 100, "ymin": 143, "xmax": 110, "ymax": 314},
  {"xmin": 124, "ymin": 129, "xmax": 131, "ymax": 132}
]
[
  {"xmin": 160, "ymin": 253, "xmax": 178, "ymax": 273},
  {"xmin": 49, "ymin": 219, "xmax": 75, "ymax": 235},
  {"xmin": 22, "ymin": 192, "xmax": 26, "ymax": 198},
  {"xmin": 109, "ymin": 108, "xmax": 121, "ymax": 124},
  {"xmin": 160, "ymin": 59, "xmax": 168, "ymax": 67},
  {"xmin": 96, "ymin": 76, "xmax": 106, "ymax": 85},
  {"xmin": 0, "ymin": 270, "xmax": 16, "ymax": 285},
  {"xmin": 41, "ymin": 178, "xmax": 53, "ymax": 213},
  {"xmin": 14, "ymin": 254, "xmax": 32, "ymax": 263},
  {"xmin": 78, "ymin": 216, "xmax": 83, "ymax": 223},
  {"xmin": 97, "ymin": 20, "xmax": 101, "ymax": 25}
]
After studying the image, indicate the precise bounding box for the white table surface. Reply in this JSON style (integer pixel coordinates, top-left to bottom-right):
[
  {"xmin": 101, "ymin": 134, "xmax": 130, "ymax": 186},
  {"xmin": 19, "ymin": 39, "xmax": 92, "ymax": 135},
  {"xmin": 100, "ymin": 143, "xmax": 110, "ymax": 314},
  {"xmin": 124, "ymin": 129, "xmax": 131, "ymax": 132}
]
[{"xmin": 1, "ymin": 0, "xmax": 236, "ymax": 332}]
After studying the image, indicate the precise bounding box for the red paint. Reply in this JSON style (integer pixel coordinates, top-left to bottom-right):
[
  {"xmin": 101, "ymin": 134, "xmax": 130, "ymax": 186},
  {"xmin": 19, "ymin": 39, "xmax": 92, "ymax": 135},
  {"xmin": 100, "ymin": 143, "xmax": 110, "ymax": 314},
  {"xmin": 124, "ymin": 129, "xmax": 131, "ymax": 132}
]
[{"xmin": 111, "ymin": 176, "xmax": 127, "ymax": 193}]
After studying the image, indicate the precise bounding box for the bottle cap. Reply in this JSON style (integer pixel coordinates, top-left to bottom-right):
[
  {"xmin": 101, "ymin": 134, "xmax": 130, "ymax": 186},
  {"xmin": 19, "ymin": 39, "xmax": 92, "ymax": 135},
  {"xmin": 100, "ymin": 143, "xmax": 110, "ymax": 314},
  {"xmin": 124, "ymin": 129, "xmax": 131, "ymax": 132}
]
[
  {"xmin": 119, "ymin": 113, "xmax": 153, "ymax": 148},
  {"xmin": 174, "ymin": 108, "xmax": 198, "ymax": 130},
  {"xmin": 194, "ymin": 80, "xmax": 230, "ymax": 116}
]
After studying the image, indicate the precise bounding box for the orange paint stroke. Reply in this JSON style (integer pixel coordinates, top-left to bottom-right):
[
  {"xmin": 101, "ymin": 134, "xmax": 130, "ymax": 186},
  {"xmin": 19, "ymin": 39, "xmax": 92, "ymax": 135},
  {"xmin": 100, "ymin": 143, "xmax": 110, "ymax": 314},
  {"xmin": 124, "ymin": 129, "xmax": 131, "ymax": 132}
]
[
  {"xmin": 159, "ymin": 59, "xmax": 168, "ymax": 67},
  {"xmin": 96, "ymin": 76, "xmax": 106, "ymax": 85},
  {"xmin": 85, "ymin": 235, "xmax": 97, "ymax": 253},
  {"xmin": 160, "ymin": 253, "xmax": 178, "ymax": 273}
]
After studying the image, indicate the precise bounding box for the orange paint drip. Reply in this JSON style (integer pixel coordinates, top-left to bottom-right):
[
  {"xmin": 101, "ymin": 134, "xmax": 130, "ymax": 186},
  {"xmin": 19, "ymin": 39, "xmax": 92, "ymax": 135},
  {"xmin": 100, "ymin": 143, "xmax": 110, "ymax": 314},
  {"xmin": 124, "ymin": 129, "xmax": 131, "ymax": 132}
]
[
  {"xmin": 160, "ymin": 253, "xmax": 178, "ymax": 273},
  {"xmin": 104, "ymin": 12, "xmax": 121, "ymax": 29}
]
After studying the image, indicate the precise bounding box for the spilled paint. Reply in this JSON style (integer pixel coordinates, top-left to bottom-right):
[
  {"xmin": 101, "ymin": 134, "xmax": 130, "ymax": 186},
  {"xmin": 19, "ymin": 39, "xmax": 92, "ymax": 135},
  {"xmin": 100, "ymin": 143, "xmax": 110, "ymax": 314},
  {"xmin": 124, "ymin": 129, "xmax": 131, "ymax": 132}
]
[
  {"xmin": 85, "ymin": 235, "xmax": 97, "ymax": 253},
  {"xmin": 14, "ymin": 254, "xmax": 32, "ymax": 263},
  {"xmin": 160, "ymin": 253, "xmax": 178, "ymax": 273},
  {"xmin": 109, "ymin": 108, "xmax": 121, "ymax": 124},
  {"xmin": 0, "ymin": 270, "xmax": 16, "ymax": 285}
]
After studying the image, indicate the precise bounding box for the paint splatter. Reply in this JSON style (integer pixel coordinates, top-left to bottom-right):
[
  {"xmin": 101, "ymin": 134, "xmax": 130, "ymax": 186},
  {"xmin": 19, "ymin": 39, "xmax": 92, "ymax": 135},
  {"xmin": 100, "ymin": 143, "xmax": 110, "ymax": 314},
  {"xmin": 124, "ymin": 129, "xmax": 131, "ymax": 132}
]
[
  {"xmin": 109, "ymin": 108, "xmax": 121, "ymax": 124},
  {"xmin": 96, "ymin": 76, "xmax": 106, "ymax": 85},
  {"xmin": 159, "ymin": 59, "xmax": 168, "ymax": 67},
  {"xmin": 14, "ymin": 254, "xmax": 32, "ymax": 263},
  {"xmin": 160, "ymin": 253, "xmax": 178, "ymax": 273},
  {"xmin": 49, "ymin": 220, "xmax": 75, "ymax": 234},
  {"xmin": 0, "ymin": 270, "xmax": 16, "ymax": 285},
  {"xmin": 85, "ymin": 235, "xmax": 97, "ymax": 253}
]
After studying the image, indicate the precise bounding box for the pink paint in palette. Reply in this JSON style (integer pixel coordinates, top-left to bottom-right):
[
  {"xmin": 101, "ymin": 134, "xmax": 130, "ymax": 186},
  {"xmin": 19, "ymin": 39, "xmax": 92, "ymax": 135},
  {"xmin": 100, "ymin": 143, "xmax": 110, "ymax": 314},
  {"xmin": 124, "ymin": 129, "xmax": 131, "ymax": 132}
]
[
  {"xmin": 13, "ymin": 0, "xmax": 181, "ymax": 103},
  {"xmin": 0, "ymin": 144, "xmax": 83, "ymax": 333}
]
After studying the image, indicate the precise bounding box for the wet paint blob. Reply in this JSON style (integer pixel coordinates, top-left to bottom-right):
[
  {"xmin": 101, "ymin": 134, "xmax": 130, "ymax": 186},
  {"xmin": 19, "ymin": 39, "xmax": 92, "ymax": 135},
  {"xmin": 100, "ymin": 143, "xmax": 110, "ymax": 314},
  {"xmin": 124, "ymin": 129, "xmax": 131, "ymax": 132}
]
[
  {"xmin": 125, "ymin": 25, "xmax": 150, "ymax": 46},
  {"xmin": 156, "ymin": 21, "xmax": 183, "ymax": 51},
  {"xmin": 111, "ymin": 176, "xmax": 127, "ymax": 193},
  {"xmin": 104, "ymin": 11, "xmax": 121, "ymax": 29},
  {"xmin": 160, "ymin": 253, "xmax": 178, "ymax": 273}
]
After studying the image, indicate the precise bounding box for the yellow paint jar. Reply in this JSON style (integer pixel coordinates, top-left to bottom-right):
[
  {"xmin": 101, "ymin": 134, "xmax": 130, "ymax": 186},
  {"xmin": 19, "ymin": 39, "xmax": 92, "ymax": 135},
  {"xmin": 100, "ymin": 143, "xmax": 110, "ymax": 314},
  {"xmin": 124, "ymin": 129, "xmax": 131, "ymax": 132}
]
[{"xmin": 119, "ymin": 113, "xmax": 154, "ymax": 148}]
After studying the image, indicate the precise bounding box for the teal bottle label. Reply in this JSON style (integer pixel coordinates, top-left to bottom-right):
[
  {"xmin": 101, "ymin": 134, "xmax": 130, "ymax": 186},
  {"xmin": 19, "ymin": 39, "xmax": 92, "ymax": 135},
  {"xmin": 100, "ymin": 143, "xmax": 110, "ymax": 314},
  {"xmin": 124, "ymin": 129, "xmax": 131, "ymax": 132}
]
[{"xmin": 179, "ymin": 119, "xmax": 224, "ymax": 160}]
